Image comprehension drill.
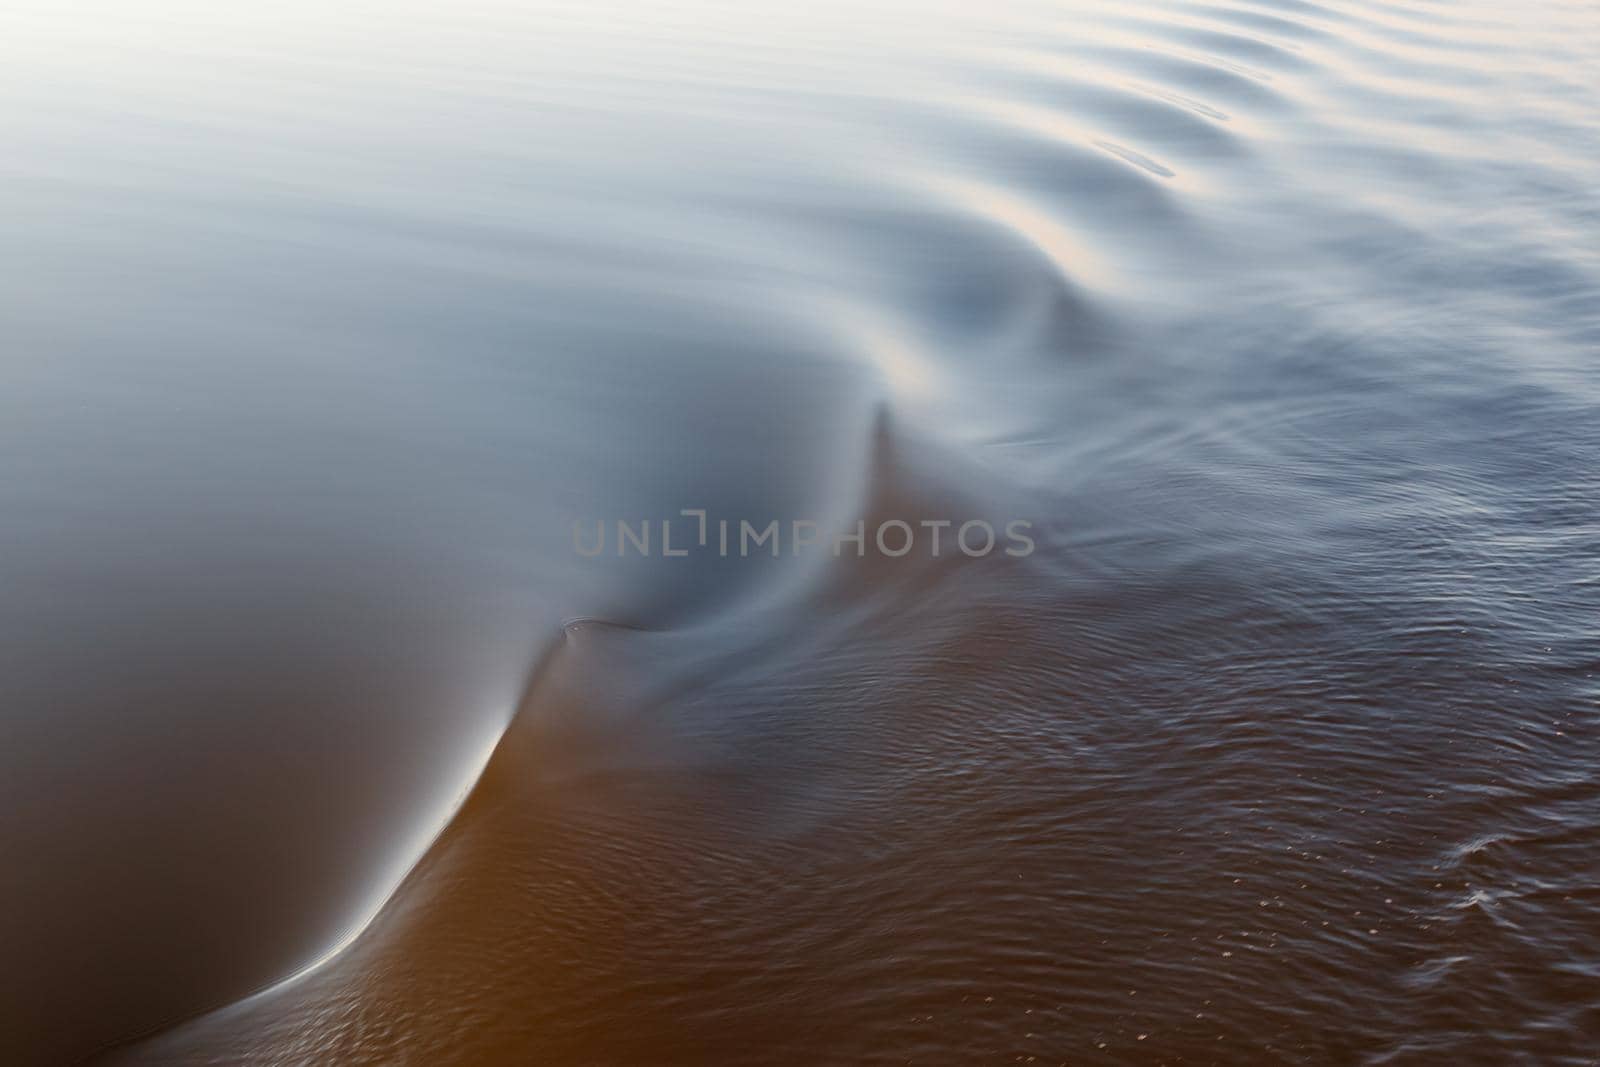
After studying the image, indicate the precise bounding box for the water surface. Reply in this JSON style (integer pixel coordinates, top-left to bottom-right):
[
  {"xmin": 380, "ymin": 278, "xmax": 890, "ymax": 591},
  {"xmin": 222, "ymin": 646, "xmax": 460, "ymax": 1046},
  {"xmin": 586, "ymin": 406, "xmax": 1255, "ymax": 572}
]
[{"xmin": 2, "ymin": 0, "xmax": 1598, "ymax": 1062}]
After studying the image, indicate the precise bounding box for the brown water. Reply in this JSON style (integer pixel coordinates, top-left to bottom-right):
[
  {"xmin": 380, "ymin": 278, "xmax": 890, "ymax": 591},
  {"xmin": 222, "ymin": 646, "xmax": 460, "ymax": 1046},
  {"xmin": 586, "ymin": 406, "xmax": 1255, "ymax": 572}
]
[{"xmin": 3, "ymin": 0, "xmax": 1599, "ymax": 1063}]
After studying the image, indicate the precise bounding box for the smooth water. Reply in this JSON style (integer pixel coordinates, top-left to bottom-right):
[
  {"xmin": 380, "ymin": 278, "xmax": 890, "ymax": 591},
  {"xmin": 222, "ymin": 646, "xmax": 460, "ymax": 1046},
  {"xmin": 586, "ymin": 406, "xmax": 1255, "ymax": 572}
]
[{"xmin": 3, "ymin": 0, "xmax": 1598, "ymax": 1062}]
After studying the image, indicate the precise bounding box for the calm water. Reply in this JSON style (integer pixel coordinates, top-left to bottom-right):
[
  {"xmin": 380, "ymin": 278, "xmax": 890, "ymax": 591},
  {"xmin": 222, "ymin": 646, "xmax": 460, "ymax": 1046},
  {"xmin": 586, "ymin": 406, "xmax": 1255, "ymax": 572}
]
[{"xmin": 3, "ymin": 0, "xmax": 1599, "ymax": 1062}]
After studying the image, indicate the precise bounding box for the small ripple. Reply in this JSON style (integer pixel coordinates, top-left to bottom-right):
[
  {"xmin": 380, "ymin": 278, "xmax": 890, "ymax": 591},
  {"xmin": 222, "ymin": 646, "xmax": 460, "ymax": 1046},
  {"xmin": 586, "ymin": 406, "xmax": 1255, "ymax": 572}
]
[
  {"xmin": 1133, "ymin": 81, "xmax": 1233, "ymax": 121},
  {"xmin": 1093, "ymin": 139, "xmax": 1178, "ymax": 177}
]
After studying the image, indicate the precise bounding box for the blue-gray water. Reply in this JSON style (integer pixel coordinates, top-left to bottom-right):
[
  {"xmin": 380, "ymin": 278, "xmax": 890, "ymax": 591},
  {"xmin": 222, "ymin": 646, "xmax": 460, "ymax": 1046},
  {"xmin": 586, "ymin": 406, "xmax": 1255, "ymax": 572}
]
[{"xmin": 2, "ymin": 0, "xmax": 1598, "ymax": 1062}]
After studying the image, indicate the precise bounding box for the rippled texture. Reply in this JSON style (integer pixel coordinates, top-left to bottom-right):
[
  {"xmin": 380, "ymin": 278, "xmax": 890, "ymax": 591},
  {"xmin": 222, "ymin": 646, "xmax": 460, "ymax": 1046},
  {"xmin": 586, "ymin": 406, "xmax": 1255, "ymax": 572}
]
[{"xmin": 3, "ymin": 0, "xmax": 1598, "ymax": 1063}]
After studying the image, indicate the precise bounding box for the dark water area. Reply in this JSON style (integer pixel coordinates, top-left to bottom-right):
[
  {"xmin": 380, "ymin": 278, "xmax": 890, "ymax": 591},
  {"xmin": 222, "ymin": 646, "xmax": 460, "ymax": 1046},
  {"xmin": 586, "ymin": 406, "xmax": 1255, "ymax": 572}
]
[{"xmin": 3, "ymin": 0, "xmax": 1599, "ymax": 1063}]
